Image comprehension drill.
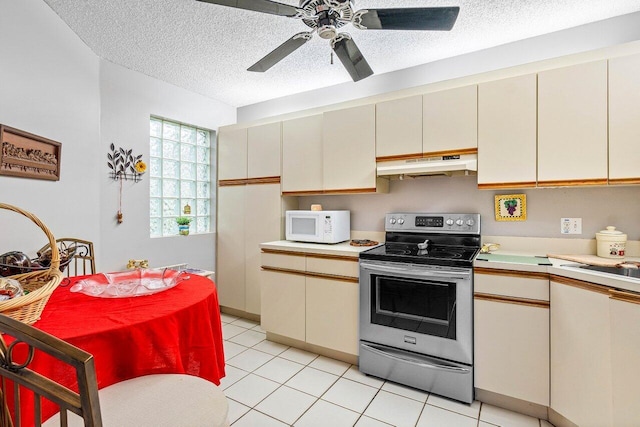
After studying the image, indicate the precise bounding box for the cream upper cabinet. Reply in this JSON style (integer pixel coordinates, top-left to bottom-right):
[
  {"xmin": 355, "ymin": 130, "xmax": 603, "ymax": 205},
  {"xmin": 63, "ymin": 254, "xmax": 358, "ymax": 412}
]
[
  {"xmin": 609, "ymin": 290, "xmax": 640, "ymax": 427},
  {"xmin": 538, "ymin": 60, "xmax": 608, "ymax": 186},
  {"xmin": 218, "ymin": 127, "xmax": 247, "ymax": 181},
  {"xmin": 281, "ymin": 114, "xmax": 323, "ymax": 194},
  {"xmin": 323, "ymin": 104, "xmax": 376, "ymax": 192},
  {"xmin": 477, "ymin": 74, "xmax": 537, "ymax": 188},
  {"xmin": 247, "ymin": 122, "xmax": 281, "ymax": 179},
  {"xmin": 216, "ymin": 185, "xmax": 246, "ymax": 310},
  {"xmin": 550, "ymin": 278, "xmax": 612, "ymax": 427},
  {"xmin": 608, "ymin": 53, "xmax": 640, "ymax": 184},
  {"xmin": 423, "ymin": 85, "xmax": 477, "ymax": 156},
  {"xmin": 474, "ymin": 269, "xmax": 549, "ymax": 406},
  {"xmin": 375, "ymin": 95, "xmax": 423, "ymax": 160}
]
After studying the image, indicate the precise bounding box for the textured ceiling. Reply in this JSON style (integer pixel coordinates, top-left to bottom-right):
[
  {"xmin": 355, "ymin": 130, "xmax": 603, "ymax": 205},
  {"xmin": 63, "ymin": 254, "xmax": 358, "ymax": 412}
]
[{"xmin": 43, "ymin": 0, "xmax": 640, "ymax": 107}]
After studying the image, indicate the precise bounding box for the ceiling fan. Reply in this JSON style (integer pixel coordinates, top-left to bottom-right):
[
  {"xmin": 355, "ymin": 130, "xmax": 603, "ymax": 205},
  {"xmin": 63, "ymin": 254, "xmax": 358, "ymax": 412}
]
[{"xmin": 197, "ymin": 0, "xmax": 460, "ymax": 82}]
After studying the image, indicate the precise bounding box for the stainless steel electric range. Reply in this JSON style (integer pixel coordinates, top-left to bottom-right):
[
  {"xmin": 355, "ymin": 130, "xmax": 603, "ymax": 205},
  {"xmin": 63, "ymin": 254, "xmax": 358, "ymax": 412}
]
[{"xmin": 358, "ymin": 212, "xmax": 481, "ymax": 404}]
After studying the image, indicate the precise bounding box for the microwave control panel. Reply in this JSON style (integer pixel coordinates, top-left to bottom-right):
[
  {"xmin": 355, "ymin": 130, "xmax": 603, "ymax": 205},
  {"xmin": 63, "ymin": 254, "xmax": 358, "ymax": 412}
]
[{"xmin": 323, "ymin": 215, "xmax": 333, "ymax": 236}]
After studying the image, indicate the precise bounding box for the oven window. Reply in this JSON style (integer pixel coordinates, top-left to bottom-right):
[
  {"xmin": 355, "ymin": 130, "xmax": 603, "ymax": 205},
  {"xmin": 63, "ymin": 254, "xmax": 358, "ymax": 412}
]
[{"xmin": 371, "ymin": 275, "xmax": 457, "ymax": 339}]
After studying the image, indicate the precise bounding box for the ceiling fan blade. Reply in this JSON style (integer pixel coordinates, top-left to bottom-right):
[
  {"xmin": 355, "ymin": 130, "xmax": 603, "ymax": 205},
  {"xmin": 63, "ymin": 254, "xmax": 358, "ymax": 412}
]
[
  {"xmin": 354, "ymin": 7, "xmax": 460, "ymax": 31},
  {"xmin": 248, "ymin": 32, "xmax": 313, "ymax": 72},
  {"xmin": 197, "ymin": 0, "xmax": 303, "ymax": 18},
  {"xmin": 331, "ymin": 35, "xmax": 373, "ymax": 82}
]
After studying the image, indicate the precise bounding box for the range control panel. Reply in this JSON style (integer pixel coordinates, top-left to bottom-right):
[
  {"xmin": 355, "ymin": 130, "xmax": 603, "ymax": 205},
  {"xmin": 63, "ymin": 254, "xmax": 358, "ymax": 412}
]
[{"xmin": 386, "ymin": 213, "xmax": 481, "ymax": 234}]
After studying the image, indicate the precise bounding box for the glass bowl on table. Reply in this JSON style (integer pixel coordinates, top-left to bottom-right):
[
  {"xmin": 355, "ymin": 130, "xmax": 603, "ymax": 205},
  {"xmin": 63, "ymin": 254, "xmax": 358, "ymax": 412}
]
[{"xmin": 70, "ymin": 268, "xmax": 189, "ymax": 298}]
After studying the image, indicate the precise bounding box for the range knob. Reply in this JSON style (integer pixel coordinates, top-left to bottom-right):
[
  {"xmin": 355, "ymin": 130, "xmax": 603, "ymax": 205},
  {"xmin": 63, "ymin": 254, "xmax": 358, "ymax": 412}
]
[
  {"xmin": 466, "ymin": 219, "xmax": 475, "ymax": 226},
  {"xmin": 456, "ymin": 219, "xmax": 464, "ymax": 226},
  {"xmin": 398, "ymin": 218, "xmax": 405, "ymax": 225},
  {"xmin": 389, "ymin": 218, "xmax": 397, "ymax": 224},
  {"xmin": 445, "ymin": 218, "xmax": 454, "ymax": 226}
]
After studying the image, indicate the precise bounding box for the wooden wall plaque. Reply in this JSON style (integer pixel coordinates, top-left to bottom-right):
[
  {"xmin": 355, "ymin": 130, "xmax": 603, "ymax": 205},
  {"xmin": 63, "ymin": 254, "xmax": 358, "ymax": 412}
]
[{"xmin": 0, "ymin": 125, "xmax": 61, "ymax": 181}]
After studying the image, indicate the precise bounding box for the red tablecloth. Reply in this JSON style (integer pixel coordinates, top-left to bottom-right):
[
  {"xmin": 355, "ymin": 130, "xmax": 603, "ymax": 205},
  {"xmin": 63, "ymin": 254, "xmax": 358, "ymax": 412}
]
[{"xmin": 8, "ymin": 272, "xmax": 225, "ymax": 426}]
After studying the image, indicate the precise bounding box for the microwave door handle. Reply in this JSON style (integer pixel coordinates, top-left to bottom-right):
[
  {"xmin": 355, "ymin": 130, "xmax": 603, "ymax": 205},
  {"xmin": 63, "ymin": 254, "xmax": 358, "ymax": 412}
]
[
  {"xmin": 360, "ymin": 262, "xmax": 470, "ymax": 280},
  {"xmin": 362, "ymin": 344, "xmax": 470, "ymax": 374}
]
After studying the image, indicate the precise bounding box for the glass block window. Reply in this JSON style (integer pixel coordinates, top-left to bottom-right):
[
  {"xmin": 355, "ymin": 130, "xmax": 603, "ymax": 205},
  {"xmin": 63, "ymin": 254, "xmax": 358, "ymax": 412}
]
[{"xmin": 149, "ymin": 117, "xmax": 215, "ymax": 237}]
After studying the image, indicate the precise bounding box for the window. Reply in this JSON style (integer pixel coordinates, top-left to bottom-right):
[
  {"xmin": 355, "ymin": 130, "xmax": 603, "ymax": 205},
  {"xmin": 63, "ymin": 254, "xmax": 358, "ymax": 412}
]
[{"xmin": 149, "ymin": 117, "xmax": 215, "ymax": 237}]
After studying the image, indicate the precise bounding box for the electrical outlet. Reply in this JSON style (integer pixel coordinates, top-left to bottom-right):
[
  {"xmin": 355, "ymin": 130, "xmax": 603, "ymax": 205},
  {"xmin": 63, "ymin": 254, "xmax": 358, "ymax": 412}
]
[{"xmin": 561, "ymin": 218, "xmax": 582, "ymax": 234}]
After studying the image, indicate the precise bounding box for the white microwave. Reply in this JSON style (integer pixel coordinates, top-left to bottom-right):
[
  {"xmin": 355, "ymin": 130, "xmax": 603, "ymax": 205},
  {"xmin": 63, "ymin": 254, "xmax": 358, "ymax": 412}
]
[{"xmin": 285, "ymin": 210, "xmax": 351, "ymax": 244}]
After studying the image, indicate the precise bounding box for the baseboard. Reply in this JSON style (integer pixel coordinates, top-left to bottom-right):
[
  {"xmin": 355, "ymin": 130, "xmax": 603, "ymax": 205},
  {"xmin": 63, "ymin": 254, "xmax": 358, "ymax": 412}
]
[
  {"xmin": 266, "ymin": 332, "xmax": 358, "ymax": 365},
  {"xmin": 475, "ymin": 388, "xmax": 549, "ymax": 420},
  {"xmin": 219, "ymin": 306, "xmax": 260, "ymax": 322}
]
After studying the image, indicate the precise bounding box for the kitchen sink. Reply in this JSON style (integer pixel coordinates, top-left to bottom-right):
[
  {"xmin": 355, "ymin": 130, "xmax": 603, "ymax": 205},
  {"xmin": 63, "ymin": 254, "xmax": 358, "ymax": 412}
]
[{"xmin": 579, "ymin": 264, "xmax": 640, "ymax": 279}]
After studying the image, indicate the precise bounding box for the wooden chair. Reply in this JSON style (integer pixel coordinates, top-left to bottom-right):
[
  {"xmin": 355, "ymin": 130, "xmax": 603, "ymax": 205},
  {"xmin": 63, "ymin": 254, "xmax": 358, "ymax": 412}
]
[
  {"xmin": 0, "ymin": 314, "xmax": 229, "ymax": 427},
  {"xmin": 37, "ymin": 239, "xmax": 96, "ymax": 277}
]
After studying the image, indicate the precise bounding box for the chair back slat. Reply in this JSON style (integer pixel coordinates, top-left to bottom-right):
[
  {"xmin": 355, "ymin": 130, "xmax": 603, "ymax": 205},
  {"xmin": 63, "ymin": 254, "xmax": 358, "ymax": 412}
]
[{"xmin": 0, "ymin": 315, "xmax": 102, "ymax": 427}]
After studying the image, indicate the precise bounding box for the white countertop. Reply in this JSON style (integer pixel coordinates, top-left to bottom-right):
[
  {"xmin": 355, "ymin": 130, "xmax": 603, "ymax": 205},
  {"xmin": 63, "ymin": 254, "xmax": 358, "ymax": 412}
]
[
  {"xmin": 260, "ymin": 240, "xmax": 381, "ymax": 257},
  {"xmin": 474, "ymin": 250, "xmax": 640, "ymax": 294}
]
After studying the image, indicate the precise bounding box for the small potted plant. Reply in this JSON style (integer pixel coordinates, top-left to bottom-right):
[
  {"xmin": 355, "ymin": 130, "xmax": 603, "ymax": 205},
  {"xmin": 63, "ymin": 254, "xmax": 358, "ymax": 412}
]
[{"xmin": 176, "ymin": 216, "xmax": 192, "ymax": 236}]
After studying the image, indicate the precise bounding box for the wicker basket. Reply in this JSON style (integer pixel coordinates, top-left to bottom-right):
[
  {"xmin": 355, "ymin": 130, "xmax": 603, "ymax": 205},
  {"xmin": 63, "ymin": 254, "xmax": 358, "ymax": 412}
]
[{"xmin": 0, "ymin": 203, "xmax": 63, "ymax": 324}]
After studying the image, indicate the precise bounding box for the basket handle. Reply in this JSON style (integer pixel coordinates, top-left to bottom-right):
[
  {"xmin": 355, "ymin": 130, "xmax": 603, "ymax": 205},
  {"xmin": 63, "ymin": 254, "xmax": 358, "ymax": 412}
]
[{"xmin": 0, "ymin": 203, "xmax": 60, "ymax": 271}]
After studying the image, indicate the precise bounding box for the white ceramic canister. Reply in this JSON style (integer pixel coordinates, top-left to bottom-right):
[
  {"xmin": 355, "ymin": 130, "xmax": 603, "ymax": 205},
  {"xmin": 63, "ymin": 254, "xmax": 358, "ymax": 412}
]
[{"xmin": 595, "ymin": 226, "xmax": 627, "ymax": 258}]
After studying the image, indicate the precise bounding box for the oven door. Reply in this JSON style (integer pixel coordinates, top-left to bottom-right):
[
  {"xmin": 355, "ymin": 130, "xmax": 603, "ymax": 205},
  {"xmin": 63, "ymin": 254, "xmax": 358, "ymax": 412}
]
[{"xmin": 359, "ymin": 260, "xmax": 473, "ymax": 365}]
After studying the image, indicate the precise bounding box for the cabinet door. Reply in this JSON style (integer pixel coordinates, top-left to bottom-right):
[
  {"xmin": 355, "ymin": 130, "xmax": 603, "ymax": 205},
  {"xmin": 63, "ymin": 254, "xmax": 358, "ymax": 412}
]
[
  {"xmin": 474, "ymin": 298, "xmax": 549, "ymax": 406},
  {"xmin": 244, "ymin": 183, "xmax": 282, "ymax": 315},
  {"xmin": 216, "ymin": 185, "xmax": 246, "ymax": 310},
  {"xmin": 609, "ymin": 291, "xmax": 640, "ymax": 427},
  {"xmin": 550, "ymin": 279, "xmax": 612, "ymax": 427},
  {"xmin": 306, "ymin": 276, "xmax": 359, "ymax": 356},
  {"xmin": 538, "ymin": 61, "xmax": 608, "ymax": 185},
  {"xmin": 218, "ymin": 127, "xmax": 247, "ymax": 181},
  {"xmin": 323, "ymin": 105, "xmax": 376, "ymax": 192},
  {"xmin": 609, "ymin": 53, "xmax": 640, "ymax": 184},
  {"xmin": 376, "ymin": 95, "xmax": 422, "ymax": 160},
  {"xmin": 478, "ymin": 74, "xmax": 537, "ymax": 188},
  {"xmin": 423, "ymin": 85, "xmax": 477, "ymax": 156},
  {"xmin": 261, "ymin": 270, "xmax": 305, "ymax": 341},
  {"xmin": 247, "ymin": 122, "xmax": 281, "ymax": 179},
  {"xmin": 281, "ymin": 114, "xmax": 323, "ymax": 193}
]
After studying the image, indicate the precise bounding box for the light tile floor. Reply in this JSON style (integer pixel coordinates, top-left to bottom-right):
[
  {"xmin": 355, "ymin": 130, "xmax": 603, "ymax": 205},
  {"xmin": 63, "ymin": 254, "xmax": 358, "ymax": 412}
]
[{"xmin": 220, "ymin": 313, "xmax": 552, "ymax": 427}]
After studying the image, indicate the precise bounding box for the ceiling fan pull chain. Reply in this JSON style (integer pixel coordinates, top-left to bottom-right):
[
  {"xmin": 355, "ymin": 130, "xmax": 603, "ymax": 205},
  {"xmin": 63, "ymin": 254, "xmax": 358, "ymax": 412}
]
[{"xmin": 331, "ymin": 51, "xmax": 334, "ymax": 65}]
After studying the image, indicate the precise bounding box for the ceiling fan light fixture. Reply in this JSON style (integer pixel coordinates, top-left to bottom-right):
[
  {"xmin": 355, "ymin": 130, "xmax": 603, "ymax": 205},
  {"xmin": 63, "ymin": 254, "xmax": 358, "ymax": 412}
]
[{"xmin": 318, "ymin": 24, "xmax": 338, "ymax": 39}]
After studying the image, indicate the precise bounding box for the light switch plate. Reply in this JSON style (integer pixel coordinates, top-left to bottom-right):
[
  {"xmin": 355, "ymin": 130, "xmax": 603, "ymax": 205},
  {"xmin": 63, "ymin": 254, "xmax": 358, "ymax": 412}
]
[{"xmin": 561, "ymin": 218, "xmax": 582, "ymax": 234}]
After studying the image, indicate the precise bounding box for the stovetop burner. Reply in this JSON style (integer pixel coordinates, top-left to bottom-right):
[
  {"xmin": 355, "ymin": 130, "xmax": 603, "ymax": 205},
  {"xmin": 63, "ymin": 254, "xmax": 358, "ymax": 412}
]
[{"xmin": 359, "ymin": 213, "xmax": 481, "ymax": 267}]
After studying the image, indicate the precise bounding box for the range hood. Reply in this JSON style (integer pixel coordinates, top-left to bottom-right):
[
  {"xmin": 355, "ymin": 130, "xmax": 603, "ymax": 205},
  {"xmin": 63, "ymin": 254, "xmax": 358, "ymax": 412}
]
[{"xmin": 377, "ymin": 154, "xmax": 477, "ymax": 178}]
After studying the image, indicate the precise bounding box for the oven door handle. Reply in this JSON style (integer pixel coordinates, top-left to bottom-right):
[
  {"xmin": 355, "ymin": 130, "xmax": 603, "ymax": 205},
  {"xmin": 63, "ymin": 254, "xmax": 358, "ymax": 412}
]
[
  {"xmin": 360, "ymin": 262, "xmax": 470, "ymax": 280},
  {"xmin": 362, "ymin": 343, "xmax": 471, "ymax": 374}
]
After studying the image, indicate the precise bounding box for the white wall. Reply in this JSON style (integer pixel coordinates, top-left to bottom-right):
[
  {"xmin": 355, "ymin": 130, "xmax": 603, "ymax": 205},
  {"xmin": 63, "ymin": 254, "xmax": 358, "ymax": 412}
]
[
  {"xmin": 299, "ymin": 177, "xmax": 640, "ymax": 241},
  {"xmin": 0, "ymin": 0, "xmax": 236, "ymax": 273},
  {"xmin": 99, "ymin": 60, "xmax": 235, "ymax": 271},
  {"xmin": 0, "ymin": 0, "xmax": 101, "ymax": 253}
]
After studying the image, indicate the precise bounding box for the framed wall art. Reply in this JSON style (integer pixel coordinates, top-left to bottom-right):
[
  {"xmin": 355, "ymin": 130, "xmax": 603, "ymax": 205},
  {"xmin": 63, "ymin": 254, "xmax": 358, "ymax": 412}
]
[
  {"xmin": 495, "ymin": 194, "xmax": 527, "ymax": 221},
  {"xmin": 0, "ymin": 125, "xmax": 61, "ymax": 181}
]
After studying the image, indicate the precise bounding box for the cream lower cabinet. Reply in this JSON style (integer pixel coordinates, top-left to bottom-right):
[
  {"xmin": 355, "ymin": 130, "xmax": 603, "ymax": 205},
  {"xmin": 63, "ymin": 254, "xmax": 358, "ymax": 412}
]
[
  {"xmin": 306, "ymin": 276, "xmax": 359, "ymax": 355},
  {"xmin": 474, "ymin": 268, "xmax": 549, "ymax": 406},
  {"xmin": 550, "ymin": 276, "xmax": 612, "ymax": 427},
  {"xmin": 261, "ymin": 250, "xmax": 360, "ymax": 357},
  {"xmin": 609, "ymin": 290, "xmax": 640, "ymax": 427},
  {"xmin": 261, "ymin": 269, "xmax": 306, "ymax": 341},
  {"xmin": 217, "ymin": 185, "xmax": 246, "ymax": 310},
  {"xmin": 217, "ymin": 183, "xmax": 290, "ymax": 315}
]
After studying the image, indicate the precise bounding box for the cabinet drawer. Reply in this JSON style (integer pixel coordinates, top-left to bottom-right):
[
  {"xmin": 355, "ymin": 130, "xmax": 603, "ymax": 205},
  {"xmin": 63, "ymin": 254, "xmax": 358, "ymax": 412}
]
[
  {"xmin": 306, "ymin": 256, "xmax": 359, "ymax": 279},
  {"xmin": 475, "ymin": 269, "xmax": 549, "ymax": 301},
  {"xmin": 261, "ymin": 252, "xmax": 306, "ymax": 272}
]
